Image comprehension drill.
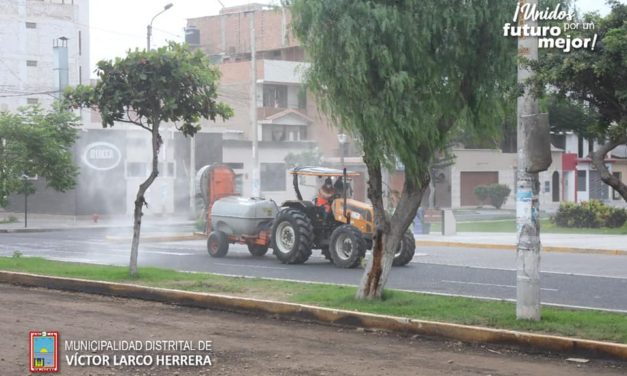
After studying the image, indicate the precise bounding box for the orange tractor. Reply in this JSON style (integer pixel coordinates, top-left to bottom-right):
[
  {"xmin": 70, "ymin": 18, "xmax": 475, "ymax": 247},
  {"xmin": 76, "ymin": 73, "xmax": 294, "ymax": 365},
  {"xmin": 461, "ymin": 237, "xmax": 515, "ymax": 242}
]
[{"xmin": 200, "ymin": 165, "xmax": 415, "ymax": 268}]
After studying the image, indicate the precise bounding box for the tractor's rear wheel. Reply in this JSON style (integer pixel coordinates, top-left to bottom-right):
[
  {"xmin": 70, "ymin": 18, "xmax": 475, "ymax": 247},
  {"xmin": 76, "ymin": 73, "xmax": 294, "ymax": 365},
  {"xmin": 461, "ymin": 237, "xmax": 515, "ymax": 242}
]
[
  {"xmin": 271, "ymin": 208, "xmax": 313, "ymax": 264},
  {"xmin": 329, "ymin": 225, "xmax": 366, "ymax": 268},
  {"xmin": 248, "ymin": 243, "xmax": 269, "ymax": 256},
  {"xmin": 207, "ymin": 231, "xmax": 229, "ymax": 257},
  {"xmin": 393, "ymin": 230, "xmax": 416, "ymax": 266}
]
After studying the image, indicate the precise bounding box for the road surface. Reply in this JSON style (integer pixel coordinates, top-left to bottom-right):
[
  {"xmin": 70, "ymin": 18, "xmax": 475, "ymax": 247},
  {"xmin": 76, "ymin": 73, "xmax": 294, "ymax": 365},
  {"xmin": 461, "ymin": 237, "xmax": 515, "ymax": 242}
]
[
  {"xmin": 1, "ymin": 227, "xmax": 627, "ymax": 312},
  {"xmin": 1, "ymin": 284, "xmax": 624, "ymax": 375}
]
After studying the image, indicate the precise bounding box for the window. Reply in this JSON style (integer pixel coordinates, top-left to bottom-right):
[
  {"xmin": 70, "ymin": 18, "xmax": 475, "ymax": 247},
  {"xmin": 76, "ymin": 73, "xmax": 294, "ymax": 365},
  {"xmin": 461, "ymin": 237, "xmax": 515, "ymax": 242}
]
[
  {"xmin": 263, "ymin": 84, "xmax": 287, "ymax": 108},
  {"xmin": 298, "ymin": 86, "xmax": 307, "ymax": 109},
  {"xmin": 25, "ymin": 22, "xmax": 37, "ymax": 29},
  {"xmin": 27, "ymin": 98, "xmax": 39, "ymax": 105},
  {"xmin": 577, "ymin": 135, "xmax": 584, "ymax": 158},
  {"xmin": 226, "ymin": 162, "xmax": 244, "ymax": 170},
  {"xmin": 260, "ymin": 163, "xmax": 286, "ymax": 191},
  {"xmin": 78, "ymin": 66, "xmax": 82, "ymax": 84},
  {"xmin": 264, "ymin": 124, "xmax": 307, "ymax": 142},
  {"xmin": 577, "ymin": 170, "xmax": 587, "ymax": 192},
  {"xmin": 78, "ymin": 30, "xmax": 82, "ymax": 56},
  {"xmin": 543, "ymin": 181, "xmax": 550, "ymax": 193},
  {"xmin": 26, "ymin": 60, "xmax": 37, "ymax": 67}
]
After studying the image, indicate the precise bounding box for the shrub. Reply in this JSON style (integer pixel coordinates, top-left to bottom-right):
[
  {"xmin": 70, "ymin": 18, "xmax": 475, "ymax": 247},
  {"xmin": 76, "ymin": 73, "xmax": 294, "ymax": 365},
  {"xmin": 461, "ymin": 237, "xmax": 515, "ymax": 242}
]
[
  {"xmin": 606, "ymin": 207, "xmax": 627, "ymax": 228},
  {"xmin": 195, "ymin": 215, "xmax": 207, "ymax": 232},
  {"xmin": 474, "ymin": 184, "xmax": 511, "ymax": 209},
  {"xmin": 474, "ymin": 186, "xmax": 489, "ymax": 206},
  {"xmin": 552, "ymin": 201, "xmax": 627, "ymax": 228}
]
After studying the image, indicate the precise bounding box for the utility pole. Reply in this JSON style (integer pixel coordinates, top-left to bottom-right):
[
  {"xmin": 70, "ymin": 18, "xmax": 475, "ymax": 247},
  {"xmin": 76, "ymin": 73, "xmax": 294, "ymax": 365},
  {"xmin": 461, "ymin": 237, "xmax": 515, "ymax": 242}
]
[
  {"xmin": 189, "ymin": 136, "xmax": 196, "ymax": 215},
  {"xmin": 23, "ymin": 176, "xmax": 28, "ymax": 228},
  {"xmin": 249, "ymin": 10, "xmax": 260, "ymax": 197},
  {"xmin": 516, "ymin": 0, "xmax": 547, "ymax": 321},
  {"xmin": 147, "ymin": 3, "xmax": 173, "ymax": 51}
]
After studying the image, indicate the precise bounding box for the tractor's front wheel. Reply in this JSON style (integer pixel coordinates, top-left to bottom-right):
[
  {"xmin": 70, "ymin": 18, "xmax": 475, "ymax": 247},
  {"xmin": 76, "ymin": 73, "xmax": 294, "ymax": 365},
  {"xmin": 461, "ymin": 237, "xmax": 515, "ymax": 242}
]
[
  {"xmin": 207, "ymin": 231, "xmax": 229, "ymax": 257},
  {"xmin": 271, "ymin": 208, "xmax": 313, "ymax": 264},
  {"xmin": 329, "ymin": 225, "xmax": 366, "ymax": 268},
  {"xmin": 393, "ymin": 230, "xmax": 416, "ymax": 266}
]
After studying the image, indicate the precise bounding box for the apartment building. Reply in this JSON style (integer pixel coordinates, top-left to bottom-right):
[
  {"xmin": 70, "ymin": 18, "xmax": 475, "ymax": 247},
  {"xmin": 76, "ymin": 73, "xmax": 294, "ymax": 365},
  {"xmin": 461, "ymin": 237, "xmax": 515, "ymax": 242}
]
[
  {"xmin": 187, "ymin": 4, "xmax": 366, "ymax": 203},
  {"xmin": 0, "ymin": 0, "xmax": 89, "ymax": 111}
]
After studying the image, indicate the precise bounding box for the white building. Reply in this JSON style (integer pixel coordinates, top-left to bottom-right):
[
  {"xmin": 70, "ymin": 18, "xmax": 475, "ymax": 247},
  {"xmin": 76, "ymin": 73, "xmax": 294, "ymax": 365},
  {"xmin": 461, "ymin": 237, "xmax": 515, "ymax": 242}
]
[{"xmin": 0, "ymin": 0, "xmax": 89, "ymax": 112}]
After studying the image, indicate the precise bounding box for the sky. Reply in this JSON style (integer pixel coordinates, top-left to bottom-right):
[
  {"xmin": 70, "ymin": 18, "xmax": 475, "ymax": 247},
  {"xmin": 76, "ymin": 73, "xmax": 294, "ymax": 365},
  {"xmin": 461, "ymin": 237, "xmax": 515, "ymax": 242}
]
[
  {"xmin": 89, "ymin": 0, "xmax": 620, "ymax": 79},
  {"xmin": 89, "ymin": 0, "xmax": 278, "ymax": 77}
]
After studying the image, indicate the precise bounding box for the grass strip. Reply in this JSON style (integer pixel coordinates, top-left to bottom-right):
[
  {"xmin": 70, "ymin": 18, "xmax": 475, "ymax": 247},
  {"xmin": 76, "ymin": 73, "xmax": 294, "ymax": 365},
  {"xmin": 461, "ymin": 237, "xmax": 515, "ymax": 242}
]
[
  {"xmin": 1, "ymin": 256, "xmax": 625, "ymax": 344},
  {"xmin": 431, "ymin": 219, "xmax": 627, "ymax": 234}
]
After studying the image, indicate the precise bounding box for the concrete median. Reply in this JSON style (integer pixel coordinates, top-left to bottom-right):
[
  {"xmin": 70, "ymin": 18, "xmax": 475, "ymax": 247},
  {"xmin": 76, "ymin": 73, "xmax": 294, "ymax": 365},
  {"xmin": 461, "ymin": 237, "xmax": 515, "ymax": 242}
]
[{"xmin": 1, "ymin": 270, "xmax": 626, "ymax": 361}]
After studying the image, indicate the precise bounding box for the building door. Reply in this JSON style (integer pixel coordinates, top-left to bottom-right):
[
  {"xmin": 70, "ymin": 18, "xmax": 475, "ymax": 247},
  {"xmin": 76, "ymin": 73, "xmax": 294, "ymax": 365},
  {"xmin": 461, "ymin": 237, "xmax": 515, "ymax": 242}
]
[
  {"xmin": 552, "ymin": 171, "xmax": 560, "ymax": 202},
  {"xmin": 460, "ymin": 171, "xmax": 498, "ymax": 206}
]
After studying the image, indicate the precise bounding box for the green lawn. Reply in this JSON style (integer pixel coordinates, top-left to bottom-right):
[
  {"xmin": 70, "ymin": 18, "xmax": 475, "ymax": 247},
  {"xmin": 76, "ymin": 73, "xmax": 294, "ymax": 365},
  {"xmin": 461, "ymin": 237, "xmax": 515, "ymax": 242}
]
[
  {"xmin": 431, "ymin": 219, "xmax": 627, "ymax": 234},
  {"xmin": 1, "ymin": 256, "xmax": 626, "ymax": 344}
]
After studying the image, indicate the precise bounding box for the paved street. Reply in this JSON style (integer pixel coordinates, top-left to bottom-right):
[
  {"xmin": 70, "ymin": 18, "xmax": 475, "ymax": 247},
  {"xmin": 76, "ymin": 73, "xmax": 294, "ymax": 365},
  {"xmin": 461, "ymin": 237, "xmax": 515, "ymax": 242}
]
[{"xmin": 1, "ymin": 227, "xmax": 627, "ymax": 312}]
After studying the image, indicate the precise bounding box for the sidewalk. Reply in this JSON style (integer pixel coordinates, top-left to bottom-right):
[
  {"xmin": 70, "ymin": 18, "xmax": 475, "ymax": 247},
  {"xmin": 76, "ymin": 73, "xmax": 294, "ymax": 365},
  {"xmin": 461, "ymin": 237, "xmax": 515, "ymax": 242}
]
[
  {"xmin": 0, "ymin": 212, "xmax": 194, "ymax": 233},
  {"xmin": 415, "ymin": 231, "xmax": 627, "ymax": 254}
]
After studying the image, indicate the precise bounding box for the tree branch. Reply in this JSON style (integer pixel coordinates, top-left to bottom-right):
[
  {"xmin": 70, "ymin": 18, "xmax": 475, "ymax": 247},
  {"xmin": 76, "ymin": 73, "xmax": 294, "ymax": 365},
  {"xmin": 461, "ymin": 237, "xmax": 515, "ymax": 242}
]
[
  {"xmin": 591, "ymin": 132, "xmax": 627, "ymax": 201},
  {"xmin": 390, "ymin": 169, "xmax": 429, "ymax": 237}
]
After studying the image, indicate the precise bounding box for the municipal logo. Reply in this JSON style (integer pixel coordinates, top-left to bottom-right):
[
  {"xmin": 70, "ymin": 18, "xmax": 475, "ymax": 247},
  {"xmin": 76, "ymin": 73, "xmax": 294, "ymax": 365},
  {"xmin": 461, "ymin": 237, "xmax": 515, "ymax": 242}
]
[{"xmin": 29, "ymin": 331, "xmax": 59, "ymax": 373}]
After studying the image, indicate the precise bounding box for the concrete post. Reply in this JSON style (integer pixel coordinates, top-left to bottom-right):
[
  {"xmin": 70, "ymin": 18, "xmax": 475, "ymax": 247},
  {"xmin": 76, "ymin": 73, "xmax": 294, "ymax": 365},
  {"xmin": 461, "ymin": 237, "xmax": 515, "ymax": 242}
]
[
  {"xmin": 250, "ymin": 11, "xmax": 260, "ymax": 197},
  {"xmin": 516, "ymin": 0, "xmax": 543, "ymax": 321}
]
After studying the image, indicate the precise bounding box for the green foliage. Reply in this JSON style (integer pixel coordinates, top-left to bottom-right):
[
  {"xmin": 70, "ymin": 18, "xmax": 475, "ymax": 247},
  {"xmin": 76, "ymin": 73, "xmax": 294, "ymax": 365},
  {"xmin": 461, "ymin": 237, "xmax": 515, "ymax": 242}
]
[
  {"xmin": 64, "ymin": 42, "xmax": 233, "ymax": 276},
  {"xmin": 544, "ymin": 96, "xmax": 600, "ymax": 139},
  {"xmin": 195, "ymin": 215, "xmax": 207, "ymax": 232},
  {"xmin": 289, "ymin": 0, "xmax": 515, "ymax": 180},
  {"xmin": 474, "ymin": 183, "xmax": 511, "ymax": 209},
  {"xmin": 12, "ymin": 251, "xmax": 22, "ymax": 258},
  {"xmin": 0, "ymin": 104, "xmax": 79, "ymax": 207},
  {"xmin": 0, "ymin": 215, "xmax": 18, "ymax": 224},
  {"xmin": 474, "ymin": 186, "xmax": 489, "ymax": 205},
  {"xmin": 552, "ymin": 201, "xmax": 627, "ymax": 228},
  {"xmin": 64, "ymin": 42, "xmax": 233, "ymax": 136},
  {"xmin": 284, "ymin": 147, "xmax": 324, "ymax": 168},
  {"xmin": 528, "ymin": 1, "xmax": 627, "ymax": 136}
]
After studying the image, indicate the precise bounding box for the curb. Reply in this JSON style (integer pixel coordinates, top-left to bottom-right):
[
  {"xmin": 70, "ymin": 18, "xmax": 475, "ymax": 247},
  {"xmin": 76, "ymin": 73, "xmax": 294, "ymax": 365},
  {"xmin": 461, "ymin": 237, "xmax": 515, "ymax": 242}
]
[
  {"xmin": 415, "ymin": 240, "xmax": 627, "ymax": 256},
  {"xmin": 0, "ymin": 222, "xmax": 195, "ymax": 234},
  {"xmin": 0, "ymin": 228, "xmax": 60, "ymax": 233},
  {"xmin": 1, "ymin": 271, "xmax": 626, "ymax": 361}
]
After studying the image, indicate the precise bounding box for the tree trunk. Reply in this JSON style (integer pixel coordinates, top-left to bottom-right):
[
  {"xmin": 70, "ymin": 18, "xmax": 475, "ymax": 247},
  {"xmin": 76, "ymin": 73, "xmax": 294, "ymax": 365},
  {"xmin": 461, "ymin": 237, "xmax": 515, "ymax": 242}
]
[
  {"xmin": 591, "ymin": 133, "xmax": 627, "ymax": 201},
  {"xmin": 356, "ymin": 156, "xmax": 428, "ymax": 299},
  {"xmin": 129, "ymin": 124, "xmax": 161, "ymax": 277}
]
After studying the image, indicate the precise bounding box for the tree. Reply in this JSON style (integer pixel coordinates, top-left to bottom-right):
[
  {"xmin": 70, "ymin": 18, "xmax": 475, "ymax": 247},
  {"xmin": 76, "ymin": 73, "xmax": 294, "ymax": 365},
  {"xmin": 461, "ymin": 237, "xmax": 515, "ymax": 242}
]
[
  {"xmin": 528, "ymin": 1, "xmax": 627, "ymax": 200},
  {"xmin": 0, "ymin": 104, "xmax": 79, "ymax": 208},
  {"xmin": 290, "ymin": 0, "xmax": 514, "ymax": 298},
  {"xmin": 65, "ymin": 43, "xmax": 232, "ymax": 276}
]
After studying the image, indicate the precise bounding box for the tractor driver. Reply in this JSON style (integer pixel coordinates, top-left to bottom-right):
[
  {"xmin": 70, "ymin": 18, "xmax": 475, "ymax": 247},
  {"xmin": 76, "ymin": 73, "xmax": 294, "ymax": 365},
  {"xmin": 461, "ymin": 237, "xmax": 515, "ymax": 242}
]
[{"xmin": 316, "ymin": 177, "xmax": 335, "ymax": 213}]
